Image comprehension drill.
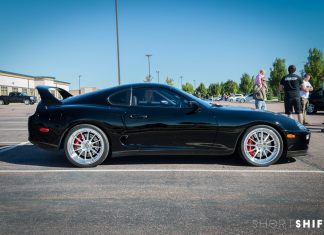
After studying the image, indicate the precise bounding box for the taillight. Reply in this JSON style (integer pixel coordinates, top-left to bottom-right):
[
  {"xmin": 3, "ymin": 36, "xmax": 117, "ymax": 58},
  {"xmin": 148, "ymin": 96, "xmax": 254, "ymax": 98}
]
[{"xmin": 39, "ymin": 127, "xmax": 50, "ymax": 133}]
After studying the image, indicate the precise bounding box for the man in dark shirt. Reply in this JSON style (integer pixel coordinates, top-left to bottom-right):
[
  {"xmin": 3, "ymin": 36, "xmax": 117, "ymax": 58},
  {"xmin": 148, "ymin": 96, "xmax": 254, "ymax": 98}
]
[{"xmin": 279, "ymin": 65, "xmax": 303, "ymax": 123}]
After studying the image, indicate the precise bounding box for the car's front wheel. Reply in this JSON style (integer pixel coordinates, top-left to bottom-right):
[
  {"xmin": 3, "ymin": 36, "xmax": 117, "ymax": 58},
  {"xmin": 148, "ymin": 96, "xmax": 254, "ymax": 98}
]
[
  {"xmin": 24, "ymin": 99, "xmax": 30, "ymax": 105},
  {"xmin": 64, "ymin": 124, "xmax": 110, "ymax": 167},
  {"xmin": 239, "ymin": 125, "xmax": 283, "ymax": 166},
  {"xmin": 0, "ymin": 99, "xmax": 4, "ymax": 105}
]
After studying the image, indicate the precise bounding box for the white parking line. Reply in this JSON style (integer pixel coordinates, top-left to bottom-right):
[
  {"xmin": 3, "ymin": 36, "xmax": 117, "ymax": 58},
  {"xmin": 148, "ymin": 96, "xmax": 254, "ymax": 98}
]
[
  {"xmin": 0, "ymin": 141, "xmax": 30, "ymax": 152},
  {"xmin": 0, "ymin": 121, "xmax": 27, "ymax": 123},
  {"xmin": 0, "ymin": 169, "xmax": 323, "ymax": 173},
  {"xmin": 0, "ymin": 129, "xmax": 27, "ymax": 131}
]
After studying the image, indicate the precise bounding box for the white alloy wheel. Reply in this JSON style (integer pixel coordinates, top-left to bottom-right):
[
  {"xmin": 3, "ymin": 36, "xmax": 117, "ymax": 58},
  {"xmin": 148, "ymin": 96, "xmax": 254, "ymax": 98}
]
[
  {"xmin": 64, "ymin": 124, "xmax": 110, "ymax": 167},
  {"xmin": 240, "ymin": 125, "xmax": 283, "ymax": 166}
]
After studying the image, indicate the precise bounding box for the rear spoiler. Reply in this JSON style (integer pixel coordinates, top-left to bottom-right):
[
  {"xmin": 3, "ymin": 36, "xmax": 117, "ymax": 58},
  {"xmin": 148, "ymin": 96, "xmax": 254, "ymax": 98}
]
[{"xmin": 36, "ymin": 86, "xmax": 73, "ymax": 105}]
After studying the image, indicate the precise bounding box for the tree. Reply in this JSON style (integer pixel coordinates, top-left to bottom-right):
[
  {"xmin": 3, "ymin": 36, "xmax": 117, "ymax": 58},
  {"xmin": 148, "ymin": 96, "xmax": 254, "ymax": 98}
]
[
  {"xmin": 208, "ymin": 83, "xmax": 222, "ymax": 97},
  {"xmin": 144, "ymin": 75, "xmax": 153, "ymax": 83},
  {"xmin": 182, "ymin": 82, "xmax": 194, "ymax": 94},
  {"xmin": 239, "ymin": 73, "xmax": 254, "ymax": 94},
  {"xmin": 195, "ymin": 83, "xmax": 208, "ymax": 98},
  {"xmin": 223, "ymin": 80, "xmax": 239, "ymax": 94},
  {"xmin": 165, "ymin": 77, "xmax": 174, "ymax": 86},
  {"xmin": 269, "ymin": 58, "xmax": 286, "ymax": 97},
  {"xmin": 304, "ymin": 48, "xmax": 324, "ymax": 89}
]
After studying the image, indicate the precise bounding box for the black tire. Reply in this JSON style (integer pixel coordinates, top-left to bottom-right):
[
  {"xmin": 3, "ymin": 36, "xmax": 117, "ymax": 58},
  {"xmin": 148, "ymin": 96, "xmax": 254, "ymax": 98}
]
[
  {"xmin": 307, "ymin": 103, "xmax": 317, "ymax": 114},
  {"xmin": 64, "ymin": 124, "xmax": 110, "ymax": 167},
  {"xmin": 24, "ymin": 99, "xmax": 30, "ymax": 105},
  {"xmin": 0, "ymin": 99, "xmax": 4, "ymax": 105},
  {"xmin": 239, "ymin": 125, "xmax": 284, "ymax": 167}
]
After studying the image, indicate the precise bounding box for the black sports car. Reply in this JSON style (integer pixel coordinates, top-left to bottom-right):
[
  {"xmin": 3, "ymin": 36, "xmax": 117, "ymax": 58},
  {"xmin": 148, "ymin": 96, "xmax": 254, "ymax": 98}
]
[{"xmin": 28, "ymin": 83, "xmax": 310, "ymax": 167}]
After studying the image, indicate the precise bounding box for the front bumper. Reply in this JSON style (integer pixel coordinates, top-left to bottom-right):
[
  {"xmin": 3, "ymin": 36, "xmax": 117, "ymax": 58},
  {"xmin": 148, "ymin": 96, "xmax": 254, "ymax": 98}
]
[{"xmin": 285, "ymin": 130, "xmax": 310, "ymax": 158}]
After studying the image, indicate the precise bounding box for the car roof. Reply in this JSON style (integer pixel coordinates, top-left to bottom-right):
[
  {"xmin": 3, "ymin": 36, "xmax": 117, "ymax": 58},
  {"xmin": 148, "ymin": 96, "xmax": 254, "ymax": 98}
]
[{"xmin": 62, "ymin": 83, "xmax": 175, "ymax": 105}]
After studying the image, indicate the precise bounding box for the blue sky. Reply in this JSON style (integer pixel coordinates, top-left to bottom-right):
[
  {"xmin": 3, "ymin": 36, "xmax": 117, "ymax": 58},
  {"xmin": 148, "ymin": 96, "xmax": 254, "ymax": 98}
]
[{"xmin": 0, "ymin": 0, "xmax": 323, "ymax": 89}]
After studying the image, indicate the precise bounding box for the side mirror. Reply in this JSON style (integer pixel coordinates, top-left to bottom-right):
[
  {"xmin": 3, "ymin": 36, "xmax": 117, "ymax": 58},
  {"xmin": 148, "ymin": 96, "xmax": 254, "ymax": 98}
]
[{"xmin": 188, "ymin": 101, "xmax": 200, "ymax": 112}]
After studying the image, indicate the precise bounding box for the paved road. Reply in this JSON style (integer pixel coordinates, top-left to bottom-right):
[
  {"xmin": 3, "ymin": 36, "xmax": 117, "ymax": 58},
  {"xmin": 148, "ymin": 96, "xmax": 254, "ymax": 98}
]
[{"xmin": 0, "ymin": 103, "xmax": 323, "ymax": 234}]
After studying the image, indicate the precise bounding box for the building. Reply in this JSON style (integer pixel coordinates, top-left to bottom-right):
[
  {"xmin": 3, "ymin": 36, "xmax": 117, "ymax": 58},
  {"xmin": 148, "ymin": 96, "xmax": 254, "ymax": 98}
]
[
  {"xmin": 0, "ymin": 70, "xmax": 70, "ymax": 98},
  {"xmin": 69, "ymin": 87, "xmax": 97, "ymax": 96}
]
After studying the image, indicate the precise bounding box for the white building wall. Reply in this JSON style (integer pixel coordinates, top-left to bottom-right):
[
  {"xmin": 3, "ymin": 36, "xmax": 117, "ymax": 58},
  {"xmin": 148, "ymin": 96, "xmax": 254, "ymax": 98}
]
[
  {"xmin": 0, "ymin": 75, "xmax": 31, "ymax": 88},
  {"xmin": 0, "ymin": 71, "xmax": 70, "ymax": 97}
]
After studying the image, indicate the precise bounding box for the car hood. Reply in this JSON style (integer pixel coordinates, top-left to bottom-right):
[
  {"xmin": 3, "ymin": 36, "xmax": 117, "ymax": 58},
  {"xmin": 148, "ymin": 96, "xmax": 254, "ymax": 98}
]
[{"xmin": 210, "ymin": 105, "xmax": 305, "ymax": 132}]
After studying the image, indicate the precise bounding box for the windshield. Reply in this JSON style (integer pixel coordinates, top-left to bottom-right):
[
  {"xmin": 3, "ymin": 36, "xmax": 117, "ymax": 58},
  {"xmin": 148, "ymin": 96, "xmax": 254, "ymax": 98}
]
[{"xmin": 171, "ymin": 86, "xmax": 217, "ymax": 108}]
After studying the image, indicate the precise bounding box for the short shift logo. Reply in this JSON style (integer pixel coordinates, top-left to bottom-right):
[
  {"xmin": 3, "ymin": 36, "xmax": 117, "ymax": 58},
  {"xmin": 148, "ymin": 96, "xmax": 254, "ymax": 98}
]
[
  {"xmin": 296, "ymin": 220, "xmax": 323, "ymax": 229},
  {"xmin": 252, "ymin": 219, "xmax": 323, "ymax": 229}
]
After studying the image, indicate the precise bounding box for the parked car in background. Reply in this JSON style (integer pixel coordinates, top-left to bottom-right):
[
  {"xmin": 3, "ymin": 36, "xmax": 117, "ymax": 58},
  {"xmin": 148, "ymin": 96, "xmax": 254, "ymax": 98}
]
[
  {"xmin": 0, "ymin": 92, "xmax": 37, "ymax": 105},
  {"xmin": 228, "ymin": 94, "xmax": 244, "ymax": 102},
  {"xmin": 240, "ymin": 93, "xmax": 255, "ymax": 103},
  {"xmin": 307, "ymin": 88, "xmax": 324, "ymax": 114}
]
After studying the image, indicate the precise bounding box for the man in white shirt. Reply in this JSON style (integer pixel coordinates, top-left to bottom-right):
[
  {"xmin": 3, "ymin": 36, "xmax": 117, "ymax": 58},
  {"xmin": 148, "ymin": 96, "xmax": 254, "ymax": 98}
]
[{"xmin": 300, "ymin": 74, "xmax": 313, "ymax": 124}]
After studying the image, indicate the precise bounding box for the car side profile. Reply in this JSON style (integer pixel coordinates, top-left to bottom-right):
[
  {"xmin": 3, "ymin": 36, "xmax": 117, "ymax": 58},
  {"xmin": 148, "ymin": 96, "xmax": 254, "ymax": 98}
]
[
  {"xmin": 28, "ymin": 83, "xmax": 310, "ymax": 168},
  {"xmin": 228, "ymin": 94, "xmax": 244, "ymax": 102},
  {"xmin": 0, "ymin": 92, "xmax": 37, "ymax": 105},
  {"xmin": 307, "ymin": 88, "xmax": 324, "ymax": 114}
]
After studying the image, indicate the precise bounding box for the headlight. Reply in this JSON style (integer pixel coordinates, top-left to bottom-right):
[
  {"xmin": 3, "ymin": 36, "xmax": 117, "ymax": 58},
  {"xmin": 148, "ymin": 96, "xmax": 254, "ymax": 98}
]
[{"xmin": 30, "ymin": 97, "xmax": 34, "ymax": 100}]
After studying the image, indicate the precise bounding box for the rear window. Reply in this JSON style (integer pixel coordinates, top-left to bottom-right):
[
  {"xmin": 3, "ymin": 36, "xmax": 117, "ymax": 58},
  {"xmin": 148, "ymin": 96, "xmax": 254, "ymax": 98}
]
[{"xmin": 108, "ymin": 89, "xmax": 131, "ymax": 106}]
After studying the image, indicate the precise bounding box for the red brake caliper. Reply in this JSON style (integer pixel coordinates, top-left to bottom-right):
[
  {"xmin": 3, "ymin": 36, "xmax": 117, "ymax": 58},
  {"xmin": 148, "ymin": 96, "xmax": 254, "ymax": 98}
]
[
  {"xmin": 74, "ymin": 134, "xmax": 82, "ymax": 151},
  {"xmin": 247, "ymin": 137, "xmax": 255, "ymax": 156}
]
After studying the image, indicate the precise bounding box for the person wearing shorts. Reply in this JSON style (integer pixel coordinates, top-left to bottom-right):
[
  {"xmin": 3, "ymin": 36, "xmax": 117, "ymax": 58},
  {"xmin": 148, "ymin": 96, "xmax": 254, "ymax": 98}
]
[{"xmin": 279, "ymin": 65, "xmax": 303, "ymax": 123}]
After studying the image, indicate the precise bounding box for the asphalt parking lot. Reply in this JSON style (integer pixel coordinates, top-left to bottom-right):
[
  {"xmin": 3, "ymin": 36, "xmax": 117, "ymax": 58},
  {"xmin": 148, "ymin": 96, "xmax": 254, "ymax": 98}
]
[{"xmin": 0, "ymin": 102, "xmax": 324, "ymax": 234}]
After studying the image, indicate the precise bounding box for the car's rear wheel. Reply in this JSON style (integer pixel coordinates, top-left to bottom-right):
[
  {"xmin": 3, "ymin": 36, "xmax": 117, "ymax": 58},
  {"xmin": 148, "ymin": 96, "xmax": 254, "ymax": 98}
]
[
  {"xmin": 24, "ymin": 99, "xmax": 30, "ymax": 105},
  {"xmin": 307, "ymin": 103, "xmax": 317, "ymax": 114},
  {"xmin": 239, "ymin": 125, "xmax": 283, "ymax": 166},
  {"xmin": 64, "ymin": 124, "xmax": 110, "ymax": 167},
  {"xmin": 240, "ymin": 98, "xmax": 245, "ymax": 103}
]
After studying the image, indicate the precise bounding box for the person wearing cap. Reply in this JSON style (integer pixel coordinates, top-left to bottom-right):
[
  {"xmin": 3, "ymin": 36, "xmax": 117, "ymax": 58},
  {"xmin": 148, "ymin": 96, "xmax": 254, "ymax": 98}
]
[
  {"xmin": 300, "ymin": 74, "xmax": 313, "ymax": 124},
  {"xmin": 279, "ymin": 65, "xmax": 303, "ymax": 123},
  {"xmin": 254, "ymin": 77, "xmax": 268, "ymax": 110}
]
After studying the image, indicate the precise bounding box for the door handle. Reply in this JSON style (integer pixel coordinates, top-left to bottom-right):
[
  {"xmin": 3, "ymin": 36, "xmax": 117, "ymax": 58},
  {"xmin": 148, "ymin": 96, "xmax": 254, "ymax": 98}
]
[{"xmin": 129, "ymin": 114, "xmax": 148, "ymax": 119}]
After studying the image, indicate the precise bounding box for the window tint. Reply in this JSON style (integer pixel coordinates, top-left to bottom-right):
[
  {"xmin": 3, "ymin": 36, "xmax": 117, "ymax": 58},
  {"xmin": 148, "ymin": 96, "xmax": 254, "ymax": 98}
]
[
  {"xmin": 108, "ymin": 89, "xmax": 131, "ymax": 106},
  {"xmin": 131, "ymin": 87, "xmax": 188, "ymax": 108}
]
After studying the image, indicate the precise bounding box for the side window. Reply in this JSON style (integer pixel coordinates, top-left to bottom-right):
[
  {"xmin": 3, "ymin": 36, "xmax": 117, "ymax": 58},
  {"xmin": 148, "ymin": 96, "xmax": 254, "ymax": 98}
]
[
  {"xmin": 132, "ymin": 87, "xmax": 188, "ymax": 108},
  {"xmin": 108, "ymin": 89, "xmax": 131, "ymax": 106}
]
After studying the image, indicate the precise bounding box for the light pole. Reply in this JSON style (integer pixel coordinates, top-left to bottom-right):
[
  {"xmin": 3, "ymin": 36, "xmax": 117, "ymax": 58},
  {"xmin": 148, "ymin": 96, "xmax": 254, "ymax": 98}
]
[
  {"xmin": 145, "ymin": 54, "xmax": 152, "ymax": 81},
  {"xmin": 180, "ymin": 76, "xmax": 183, "ymax": 88},
  {"xmin": 156, "ymin": 71, "xmax": 160, "ymax": 83},
  {"xmin": 115, "ymin": 0, "xmax": 121, "ymax": 85},
  {"xmin": 78, "ymin": 75, "xmax": 82, "ymax": 94},
  {"xmin": 193, "ymin": 79, "xmax": 196, "ymax": 89}
]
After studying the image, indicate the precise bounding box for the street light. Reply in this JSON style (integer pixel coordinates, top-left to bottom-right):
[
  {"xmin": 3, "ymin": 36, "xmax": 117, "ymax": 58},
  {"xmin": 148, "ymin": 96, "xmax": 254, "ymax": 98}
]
[
  {"xmin": 78, "ymin": 75, "xmax": 82, "ymax": 94},
  {"xmin": 156, "ymin": 71, "xmax": 160, "ymax": 83},
  {"xmin": 180, "ymin": 76, "xmax": 183, "ymax": 88},
  {"xmin": 145, "ymin": 54, "xmax": 152, "ymax": 82},
  {"xmin": 193, "ymin": 79, "xmax": 196, "ymax": 88},
  {"xmin": 115, "ymin": 0, "xmax": 121, "ymax": 85}
]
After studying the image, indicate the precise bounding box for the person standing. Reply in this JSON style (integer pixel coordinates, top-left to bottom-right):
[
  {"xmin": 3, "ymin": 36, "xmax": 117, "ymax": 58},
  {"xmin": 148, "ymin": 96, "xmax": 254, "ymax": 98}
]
[
  {"xmin": 279, "ymin": 65, "xmax": 303, "ymax": 123},
  {"xmin": 300, "ymin": 74, "xmax": 313, "ymax": 124},
  {"xmin": 254, "ymin": 77, "xmax": 268, "ymax": 110}
]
